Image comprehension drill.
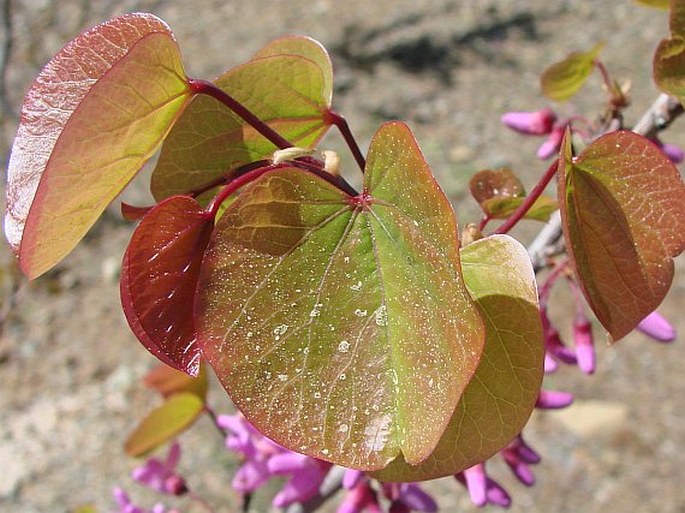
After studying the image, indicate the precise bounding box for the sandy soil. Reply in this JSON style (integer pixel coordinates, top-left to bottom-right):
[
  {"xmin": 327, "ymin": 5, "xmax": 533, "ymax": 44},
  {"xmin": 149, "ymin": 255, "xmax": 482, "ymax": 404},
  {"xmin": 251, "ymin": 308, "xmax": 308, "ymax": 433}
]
[{"xmin": 1, "ymin": 1, "xmax": 684, "ymax": 512}]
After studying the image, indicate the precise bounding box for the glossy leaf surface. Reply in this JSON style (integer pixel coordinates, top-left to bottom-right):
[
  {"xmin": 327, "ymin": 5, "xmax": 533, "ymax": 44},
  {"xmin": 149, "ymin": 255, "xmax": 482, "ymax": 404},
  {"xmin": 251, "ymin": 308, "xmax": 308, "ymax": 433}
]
[
  {"xmin": 654, "ymin": 0, "xmax": 685, "ymax": 102},
  {"xmin": 196, "ymin": 122, "xmax": 484, "ymax": 470},
  {"xmin": 151, "ymin": 37, "xmax": 333, "ymax": 202},
  {"xmin": 469, "ymin": 168, "xmax": 524, "ymax": 204},
  {"xmin": 121, "ymin": 196, "xmax": 213, "ymax": 376},
  {"xmin": 374, "ymin": 235, "xmax": 543, "ymax": 481},
  {"xmin": 144, "ymin": 363, "xmax": 209, "ymax": 400},
  {"xmin": 558, "ymin": 130, "xmax": 685, "ymax": 341},
  {"xmin": 6, "ymin": 13, "xmax": 192, "ymax": 279},
  {"xmin": 125, "ymin": 392, "xmax": 204, "ymax": 457},
  {"xmin": 469, "ymin": 167, "xmax": 557, "ymax": 222},
  {"xmin": 541, "ymin": 42, "xmax": 604, "ymax": 102}
]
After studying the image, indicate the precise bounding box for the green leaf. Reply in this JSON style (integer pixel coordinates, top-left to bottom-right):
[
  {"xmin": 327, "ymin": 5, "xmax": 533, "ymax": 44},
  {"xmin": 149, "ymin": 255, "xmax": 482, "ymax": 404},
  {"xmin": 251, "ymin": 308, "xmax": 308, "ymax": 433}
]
[
  {"xmin": 124, "ymin": 392, "xmax": 204, "ymax": 457},
  {"xmin": 481, "ymin": 195, "xmax": 558, "ymax": 222},
  {"xmin": 5, "ymin": 13, "xmax": 192, "ymax": 279},
  {"xmin": 635, "ymin": 0, "xmax": 669, "ymax": 9},
  {"xmin": 373, "ymin": 235, "xmax": 544, "ymax": 481},
  {"xmin": 195, "ymin": 122, "xmax": 485, "ymax": 470},
  {"xmin": 654, "ymin": 1, "xmax": 685, "ymax": 101},
  {"xmin": 541, "ymin": 42, "xmax": 604, "ymax": 102},
  {"xmin": 151, "ymin": 37, "xmax": 333, "ymax": 202},
  {"xmin": 558, "ymin": 129, "xmax": 685, "ymax": 341},
  {"xmin": 144, "ymin": 362, "xmax": 209, "ymax": 400}
]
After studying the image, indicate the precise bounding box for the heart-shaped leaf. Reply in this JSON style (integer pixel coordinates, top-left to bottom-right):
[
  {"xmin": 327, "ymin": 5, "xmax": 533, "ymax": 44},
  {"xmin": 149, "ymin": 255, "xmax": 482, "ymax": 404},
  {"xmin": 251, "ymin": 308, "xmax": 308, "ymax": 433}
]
[
  {"xmin": 469, "ymin": 168, "xmax": 525, "ymax": 204},
  {"xmin": 541, "ymin": 42, "xmax": 604, "ymax": 102},
  {"xmin": 195, "ymin": 122, "xmax": 485, "ymax": 470},
  {"xmin": 5, "ymin": 13, "xmax": 193, "ymax": 279},
  {"xmin": 121, "ymin": 196, "xmax": 213, "ymax": 376},
  {"xmin": 373, "ymin": 235, "xmax": 544, "ymax": 481},
  {"xmin": 654, "ymin": 1, "xmax": 685, "ymax": 102},
  {"xmin": 150, "ymin": 37, "xmax": 333, "ymax": 202},
  {"xmin": 125, "ymin": 392, "xmax": 204, "ymax": 457},
  {"xmin": 558, "ymin": 129, "xmax": 685, "ymax": 341}
]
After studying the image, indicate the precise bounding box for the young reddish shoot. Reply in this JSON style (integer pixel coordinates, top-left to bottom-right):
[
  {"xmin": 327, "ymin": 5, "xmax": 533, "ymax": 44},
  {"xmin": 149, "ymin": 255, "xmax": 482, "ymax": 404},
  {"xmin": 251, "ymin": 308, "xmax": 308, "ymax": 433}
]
[{"xmin": 325, "ymin": 110, "xmax": 367, "ymax": 171}]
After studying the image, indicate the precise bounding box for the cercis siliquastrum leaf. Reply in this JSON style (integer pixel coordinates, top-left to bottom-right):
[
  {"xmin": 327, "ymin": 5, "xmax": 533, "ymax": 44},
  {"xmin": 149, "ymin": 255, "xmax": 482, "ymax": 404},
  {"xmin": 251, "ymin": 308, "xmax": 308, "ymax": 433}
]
[
  {"xmin": 5, "ymin": 13, "xmax": 193, "ymax": 279},
  {"xmin": 374, "ymin": 234, "xmax": 543, "ymax": 481},
  {"xmin": 558, "ymin": 129, "xmax": 685, "ymax": 341},
  {"xmin": 150, "ymin": 36, "xmax": 334, "ymax": 203},
  {"xmin": 195, "ymin": 122, "xmax": 487, "ymax": 470},
  {"xmin": 653, "ymin": 0, "xmax": 685, "ymax": 102}
]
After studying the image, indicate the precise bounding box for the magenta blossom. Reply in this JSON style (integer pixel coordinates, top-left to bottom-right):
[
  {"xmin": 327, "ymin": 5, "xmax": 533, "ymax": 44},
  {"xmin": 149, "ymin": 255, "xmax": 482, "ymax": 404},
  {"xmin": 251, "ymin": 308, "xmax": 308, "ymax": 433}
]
[
  {"xmin": 338, "ymin": 481, "xmax": 382, "ymax": 513},
  {"xmin": 455, "ymin": 463, "xmax": 511, "ymax": 508},
  {"xmin": 383, "ymin": 482, "xmax": 438, "ymax": 513},
  {"xmin": 501, "ymin": 108, "xmax": 556, "ymax": 135},
  {"xmin": 636, "ymin": 311, "xmax": 676, "ymax": 342},
  {"xmin": 131, "ymin": 441, "xmax": 187, "ymax": 496},
  {"xmin": 218, "ymin": 413, "xmax": 332, "ymax": 507},
  {"xmin": 112, "ymin": 487, "xmax": 173, "ymax": 513},
  {"xmin": 536, "ymin": 389, "xmax": 574, "ymax": 409},
  {"xmin": 536, "ymin": 125, "xmax": 566, "ymax": 160}
]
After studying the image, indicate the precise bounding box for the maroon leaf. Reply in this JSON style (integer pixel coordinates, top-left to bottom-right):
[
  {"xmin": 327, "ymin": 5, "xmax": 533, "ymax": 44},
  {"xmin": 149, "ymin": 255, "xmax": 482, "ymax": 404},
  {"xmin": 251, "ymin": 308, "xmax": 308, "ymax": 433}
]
[{"xmin": 120, "ymin": 196, "xmax": 213, "ymax": 376}]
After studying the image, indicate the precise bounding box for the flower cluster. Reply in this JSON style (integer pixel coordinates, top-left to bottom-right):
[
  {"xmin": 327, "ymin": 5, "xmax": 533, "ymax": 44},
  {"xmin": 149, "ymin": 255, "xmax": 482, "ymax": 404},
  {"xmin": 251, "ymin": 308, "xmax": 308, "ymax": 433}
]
[
  {"xmin": 501, "ymin": 107, "xmax": 684, "ymax": 163},
  {"xmin": 219, "ymin": 413, "xmax": 438, "ymax": 512}
]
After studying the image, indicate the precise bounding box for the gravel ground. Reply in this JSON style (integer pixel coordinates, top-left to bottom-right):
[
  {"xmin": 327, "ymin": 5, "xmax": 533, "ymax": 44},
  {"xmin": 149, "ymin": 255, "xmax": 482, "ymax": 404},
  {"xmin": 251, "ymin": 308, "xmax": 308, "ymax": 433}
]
[{"xmin": 1, "ymin": 1, "xmax": 684, "ymax": 512}]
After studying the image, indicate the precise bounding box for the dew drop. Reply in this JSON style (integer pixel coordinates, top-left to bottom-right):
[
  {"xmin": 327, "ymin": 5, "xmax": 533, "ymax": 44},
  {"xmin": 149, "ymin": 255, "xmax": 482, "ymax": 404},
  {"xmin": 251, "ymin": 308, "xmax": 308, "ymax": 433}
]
[
  {"xmin": 354, "ymin": 308, "xmax": 368, "ymax": 317},
  {"xmin": 338, "ymin": 340, "xmax": 350, "ymax": 353},
  {"xmin": 277, "ymin": 374, "xmax": 288, "ymax": 381},
  {"xmin": 339, "ymin": 424, "xmax": 349, "ymax": 433}
]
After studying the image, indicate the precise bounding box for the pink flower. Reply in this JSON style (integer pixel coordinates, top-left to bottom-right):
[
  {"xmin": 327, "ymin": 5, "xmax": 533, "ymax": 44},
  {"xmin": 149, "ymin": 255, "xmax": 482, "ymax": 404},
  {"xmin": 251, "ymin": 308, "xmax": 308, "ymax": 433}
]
[
  {"xmin": 653, "ymin": 137, "xmax": 685, "ymax": 163},
  {"xmin": 536, "ymin": 389, "xmax": 574, "ymax": 409},
  {"xmin": 636, "ymin": 311, "xmax": 676, "ymax": 342},
  {"xmin": 268, "ymin": 452, "xmax": 332, "ymax": 507},
  {"xmin": 112, "ymin": 487, "xmax": 171, "ymax": 513},
  {"xmin": 501, "ymin": 435, "xmax": 541, "ymax": 486},
  {"xmin": 455, "ymin": 463, "xmax": 511, "ymax": 508},
  {"xmin": 501, "ymin": 108, "xmax": 556, "ymax": 135},
  {"xmin": 218, "ymin": 413, "xmax": 333, "ymax": 507},
  {"xmin": 572, "ymin": 313, "xmax": 595, "ymax": 375},
  {"xmin": 536, "ymin": 126, "xmax": 566, "ymax": 159},
  {"xmin": 131, "ymin": 441, "xmax": 187, "ymax": 496},
  {"xmin": 338, "ymin": 482, "xmax": 382, "ymax": 513},
  {"xmin": 383, "ymin": 482, "xmax": 437, "ymax": 513}
]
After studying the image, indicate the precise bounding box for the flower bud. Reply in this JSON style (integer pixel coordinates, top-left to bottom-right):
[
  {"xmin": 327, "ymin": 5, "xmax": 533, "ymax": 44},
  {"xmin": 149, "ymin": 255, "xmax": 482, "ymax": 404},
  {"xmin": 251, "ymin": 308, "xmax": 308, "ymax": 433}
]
[{"xmin": 501, "ymin": 108, "xmax": 556, "ymax": 135}]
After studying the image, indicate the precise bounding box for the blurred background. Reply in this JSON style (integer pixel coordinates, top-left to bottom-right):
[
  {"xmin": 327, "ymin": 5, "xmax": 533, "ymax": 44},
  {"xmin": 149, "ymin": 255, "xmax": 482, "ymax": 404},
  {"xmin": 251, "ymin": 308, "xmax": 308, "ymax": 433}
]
[{"xmin": 1, "ymin": 1, "xmax": 684, "ymax": 512}]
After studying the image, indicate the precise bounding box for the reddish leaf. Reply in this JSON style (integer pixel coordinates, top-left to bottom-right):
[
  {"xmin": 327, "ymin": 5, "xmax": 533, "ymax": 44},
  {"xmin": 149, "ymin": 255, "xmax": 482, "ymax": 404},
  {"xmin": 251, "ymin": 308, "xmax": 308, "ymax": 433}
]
[
  {"xmin": 195, "ymin": 122, "xmax": 485, "ymax": 470},
  {"xmin": 121, "ymin": 196, "xmax": 213, "ymax": 376},
  {"xmin": 125, "ymin": 392, "xmax": 204, "ymax": 457},
  {"xmin": 558, "ymin": 129, "xmax": 685, "ymax": 341},
  {"xmin": 5, "ymin": 13, "xmax": 192, "ymax": 279},
  {"xmin": 144, "ymin": 363, "xmax": 209, "ymax": 400},
  {"xmin": 469, "ymin": 168, "xmax": 524, "ymax": 204}
]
